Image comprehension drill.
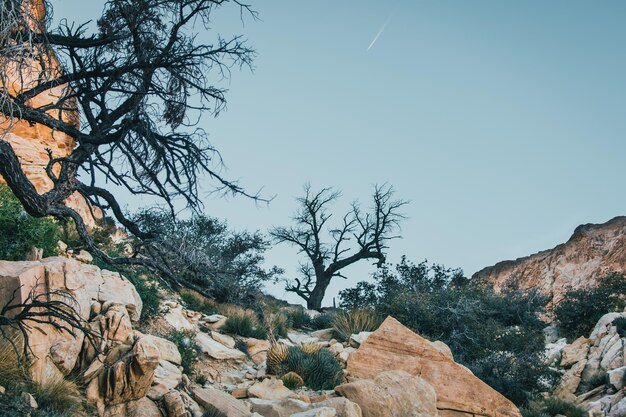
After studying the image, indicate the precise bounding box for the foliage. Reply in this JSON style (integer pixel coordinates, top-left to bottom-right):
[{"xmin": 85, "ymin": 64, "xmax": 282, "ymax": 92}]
[
  {"xmin": 331, "ymin": 309, "xmax": 381, "ymax": 341},
  {"xmin": 286, "ymin": 309, "xmax": 312, "ymax": 329},
  {"xmin": 338, "ymin": 256, "xmax": 554, "ymax": 406},
  {"xmin": 268, "ymin": 343, "xmax": 343, "ymax": 390},
  {"xmin": 222, "ymin": 311, "xmax": 268, "ymax": 339},
  {"xmin": 281, "ymin": 371, "xmax": 304, "ymax": 389},
  {"xmin": 0, "ymin": 185, "xmax": 59, "ymax": 260},
  {"xmin": 180, "ymin": 289, "xmax": 218, "ymax": 316},
  {"xmin": 166, "ymin": 330, "xmax": 198, "ymax": 375},
  {"xmin": 310, "ymin": 313, "xmax": 334, "ymax": 330},
  {"xmin": 33, "ymin": 376, "xmax": 82, "ymax": 416},
  {"xmin": 195, "ymin": 374, "xmax": 208, "ymax": 386},
  {"xmin": 614, "ymin": 316, "xmax": 626, "ymax": 338},
  {"xmin": 521, "ymin": 398, "xmax": 586, "ymax": 417},
  {"xmin": 554, "ymin": 273, "xmax": 626, "ymax": 340},
  {"xmin": 271, "ymin": 184, "xmax": 407, "ymax": 309},
  {"xmin": 265, "ymin": 313, "xmax": 289, "ymax": 339},
  {"xmin": 133, "ymin": 210, "xmax": 282, "ymax": 305}
]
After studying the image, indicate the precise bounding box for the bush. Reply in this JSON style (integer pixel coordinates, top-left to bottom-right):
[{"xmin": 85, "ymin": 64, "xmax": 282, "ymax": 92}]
[
  {"xmin": 310, "ymin": 313, "xmax": 333, "ymax": 330},
  {"xmin": 612, "ymin": 316, "xmax": 626, "ymax": 338},
  {"xmin": 541, "ymin": 398, "xmax": 586, "ymax": 417},
  {"xmin": 267, "ymin": 343, "xmax": 343, "ymax": 390},
  {"xmin": 222, "ymin": 314, "xmax": 255, "ymax": 337},
  {"xmin": 331, "ymin": 309, "xmax": 381, "ymax": 341},
  {"xmin": 166, "ymin": 330, "xmax": 198, "ymax": 375},
  {"xmin": 286, "ymin": 309, "xmax": 311, "ymax": 329},
  {"xmin": 180, "ymin": 289, "xmax": 218, "ymax": 315},
  {"xmin": 33, "ymin": 376, "xmax": 82, "ymax": 416},
  {"xmin": 338, "ymin": 257, "xmax": 554, "ymax": 406},
  {"xmin": 554, "ymin": 273, "xmax": 626, "ymax": 340},
  {"xmin": 0, "ymin": 185, "xmax": 59, "ymax": 260}
]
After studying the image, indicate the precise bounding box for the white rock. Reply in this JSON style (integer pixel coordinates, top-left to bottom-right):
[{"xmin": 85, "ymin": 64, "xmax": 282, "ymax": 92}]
[
  {"xmin": 164, "ymin": 306, "xmax": 195, "ymax": 331},
  {"xmin": 608, "ymin": 366, "xmax": 626, "ymax": 390},
  {"xmin": 291, "ymin": 408, "xmax": 337, "ymax": 417},
  {"xmin": 196, "ymin": 332, "xmax": 245, "ymax": 360},
  {"xmin": 212, "ymin": 331, "xmax": 236, "ymax": 349},
  {"xmin": 287, "ymin": 332, "xmax": 318, "ymax": 345},
  {"xmin": 348, "ymin": 332, "xmax": 372, "ymax": 348}
]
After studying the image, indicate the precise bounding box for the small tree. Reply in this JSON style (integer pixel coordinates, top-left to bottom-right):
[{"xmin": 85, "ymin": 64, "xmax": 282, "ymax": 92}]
[{"xmin": 271, "ymin": 184, "xmax": 407, "ymax": 310}]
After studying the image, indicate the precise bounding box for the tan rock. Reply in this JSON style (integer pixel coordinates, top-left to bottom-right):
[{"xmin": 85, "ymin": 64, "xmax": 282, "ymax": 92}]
[
  {"xmin": 346, "ymin": 316, "xmax": 521, "ymax": 417},
  {"xmin": 291, "ymin": 408, "xmax": 337, "ymax": 417},
  {"xmin": 127, "ymin": 397, "xmax": 163, "ymax": 417},
  {"xmin": 164, "ymin": 306, "xmax": 195, "ymax": 331},
  {"xmin": 212, "ymin": 331, "xmax": 236, "ymax": 349},
  {"xmin": 191, "ymin": 386, "xmax": 252, "ymax": 417},
  {"xmin": 561, "ymin": 337, "xmax": 591, "ymax": 367},
  {"xmin": 140, "ymin": 333, "xmax": 182, "ymax": 365},
  {"xmin": 248, "ymin": 378, "xmax": 292, "ymax": 400},
  {"xmin": 336, "ymin": 370, "xmax": 437, "ymax": 417},
  {"xmin": 231, "ymin": 387, "xmax": 249, "ymax": 398},
  {"xmin": 246, "ymin": 338, "xmax": 271, "ymax": 365},
  {"xmin": 248, "ymin": 398, "xmax": 310, "ymax": 417},
  {"xmin": 316, "ymin": 398, "xmax": 362, "ymax": 417},
  {"xmin": 75, "ymin": 250, "xmax": 94, "ymax": 263},
  {"xmin": 149, "ymin": 360, "xmax": 183, "ymax": 399},
  {"xmin": 311, "ymin": 328, "xmax": 336, "ymax": 341},
  {"xmin": 196, "ymin": 332, "xmax": 245, "ymax": 360},
  {"xmin": 163, "ymin": 390, "xmax": 187, "ymax": 417}
]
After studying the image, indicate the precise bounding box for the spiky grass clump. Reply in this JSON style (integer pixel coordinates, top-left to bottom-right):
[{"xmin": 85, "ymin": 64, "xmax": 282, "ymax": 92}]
[
  {"xmin": 282, "ymin": 371, "xmax": 304, "ymax": 389},
  {"xmin": 300, "ymin": 342, "xmax": 321, "ymax": 354},
  {"xmin": 521, "ymin": 398, "xmax": 586, "ymax": 417},
  {"xmin": 332, "ymin": 309, "xmax": 381, "ymax": 341},
  {"xmin": 310, "ymin": 313, "xmax": 334, "ymax": 330},
  {"xmin": 267, "ymin": 344, "xmax": 343, "ymax": 390},
  {"xmin": 34, "ymin": 375, "xmax": 83, "ymax": 416},
  {"xmin": 180, "ymin": 289, "xmax": 218, "ymax": 316},
  {"xmin": 0, "ymin": 338, "xmax": 28, "ymax": 389},
  {"xmin": 286, "ymin": 309, "xmax": 311, "ymax": 329}
]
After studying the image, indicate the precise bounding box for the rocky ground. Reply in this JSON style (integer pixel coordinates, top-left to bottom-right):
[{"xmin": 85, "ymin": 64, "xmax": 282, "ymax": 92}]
[{"xmin": 0, "ymin": 254, "xmax": 523, "ymax": 417}]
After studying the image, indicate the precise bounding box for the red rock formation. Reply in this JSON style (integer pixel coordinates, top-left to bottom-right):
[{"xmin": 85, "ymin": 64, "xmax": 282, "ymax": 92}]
[{"xmin": 472, "ymin": 216, "xmax": 626, "ymax": 306}]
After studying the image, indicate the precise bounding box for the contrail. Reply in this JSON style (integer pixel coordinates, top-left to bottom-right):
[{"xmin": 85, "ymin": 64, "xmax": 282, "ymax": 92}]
[{"xmin": 367, "ymin": 15, "xmax": 393, "ymax": 51}]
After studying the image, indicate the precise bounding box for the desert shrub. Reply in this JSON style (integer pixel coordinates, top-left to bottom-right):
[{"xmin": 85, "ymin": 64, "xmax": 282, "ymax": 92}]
[
  {"xmin": 180, "ymin": 289, "xmax": 218, "ymax": 315},
  {"xmin": 166, "ymin": 330, "xmax": 198, "ymax": 375},
  {"xmin": 331, "ymin": 309, "xmax": 381, "ymax": 341},
  {"xmin": 265, "ymin": 313, "xmax": 289, "ymax": 339},
  {"xmin": 33, "ymin": 376, "xmax": 83, "ymax": 416},
  {"xmin": 222, "ymin": 315, "xmax": 255, "ymax": 337},
  {"xmin": 577, "ymin": 371, "xmax": 607, "ymax": 394},
  {"xmin": 268, "ymin": 344, "xmax": 342, "ymax": 390},
  {"xmin": 282, "ymin": 371, "xmax": 304, "ymax": 389},
  {"xmin": 338, "ymin": 256, "xmax": 553, "ymax": 406},
  {"xmin": 0, "ymin": 184, "xmax": 59, "ymax": 260},
  {"xmin": 132, "ymin": 210, "xmax": 283, "ymax": 306},
  {"xmin": 286, "ymin": 309, "xmax": 311, "ymax": 329},
  {"xmin": 202, "ymin": 405, "xmax": 227, "ymax": 417},
  {"xmin": 540, "ymin": 398, "xmax": 586, "ymax": 417},
  {"xmin": 310, "ymin": 313, "xmax": 334, "ymax": 330},
  {"xmin": 554, "ymin": 273, "xmax": 626, "ymax": 340},
  {"xmin": 195, "ymin": 374, "xmax": 208, "ymax": 386},
  {"xmin": 612, "ymin": 316, "xmax": 626, "ymax": 337},
  {"xmin": 110, "ymin": 267, "xmax": 161, "ymax": 320}
]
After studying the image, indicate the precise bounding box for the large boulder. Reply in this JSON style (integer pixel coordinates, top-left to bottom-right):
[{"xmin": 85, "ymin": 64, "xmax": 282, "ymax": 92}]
[
  {"xmin": 0, "ymin": 257, "xmax": 142, "ymax": 383},
  {"xmin": 346, "ymin": 316, "xmax": 521, "ymax": 417},
  {"xmin": 336, "ymin": 370, "xmax": 437, "ymax": 417},
  {"xmin": 192, "ymin": 386, "xmax": 251, "ymax": 417}
]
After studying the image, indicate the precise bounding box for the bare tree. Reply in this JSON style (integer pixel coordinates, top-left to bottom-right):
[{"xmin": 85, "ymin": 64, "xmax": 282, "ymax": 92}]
[
  {"xmin": 271, "ymin": 184, "xmax": 407, "ymax": 310},
  {"xmin": 0, "ymin": 0, "xmax": 260, "ymax": 286}
]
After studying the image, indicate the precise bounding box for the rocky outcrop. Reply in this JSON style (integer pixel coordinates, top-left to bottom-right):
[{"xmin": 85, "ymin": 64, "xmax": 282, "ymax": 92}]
[
  {"xmin": 553, "ymin": 312, "xmax": 626, "ymax": 416},
  {"xmin": 346, "ymin": 316, "xmax": 521, "ymax": 417},
  {"xmin": 472, "ymin": 217, "xmax": 626, "ymax": 307}
]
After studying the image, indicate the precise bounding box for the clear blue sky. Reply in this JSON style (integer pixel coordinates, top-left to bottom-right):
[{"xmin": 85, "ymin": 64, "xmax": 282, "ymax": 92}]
[{"xmin": 52, "ymin": 1, "xmax": 626, "ymax": 306}]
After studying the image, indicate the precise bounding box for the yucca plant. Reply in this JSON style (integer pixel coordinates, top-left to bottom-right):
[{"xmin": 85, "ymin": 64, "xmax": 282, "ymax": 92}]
[
  {"xmin": 331, "ymin": 309, "xmax": 381, "ymax": 341},
  {"xmin": 282, "ymin": 371, "xmax": 304, "ymax": 389},
  {"xmin": 267, "ymin": 343, "xmax": 343, "ymax": 390}
]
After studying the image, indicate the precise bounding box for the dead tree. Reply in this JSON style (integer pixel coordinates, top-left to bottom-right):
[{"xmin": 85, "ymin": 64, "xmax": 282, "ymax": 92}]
[
  {"xmin": 271, "ymin": 184, "xmax": 407, "ymax": 310},
  {"xmin": 0, "ymin": 0, "xmax": 260, "ymax": 287}
]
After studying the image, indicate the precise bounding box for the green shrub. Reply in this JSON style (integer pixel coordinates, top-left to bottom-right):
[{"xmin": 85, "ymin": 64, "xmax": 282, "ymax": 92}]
[
  {"xmin": 542, "ymin": 398, "xmax": 586, "ymax": 417},
  {"xmin": 166, "ymin": 330, "xmax": 198, "ymax": 375},
  {"xmin": 222, "ymin": 315, "xmax": 255, "ymax": 337},
  {"xmin": 286, "ymin": 309, "xmax": 311, "ymax": 329},
  {"xmin": 267, "ymin": 344, "xmax": 343, "ymax": 390},
  {"xmin": 554, "ymin": 273, "xmax": 626, "ymax": 340},
  {"xmin": 195, "ymin": 374, "xmax": 208, "ymax": 386},
  {"xmin": 310, "ymin": 313, "xmax": 333, "ymax": 330},
  {"xmin": 332, "ymin": 309, "xmax": 381, "ymax": 341},
  {"xmin": 180, "ymin": 289, "xmax": 218, "ymax": 315},
  {"xmin": 0, "ymin": 185, "xmax": 59, "ymax": 260},
  {"xmin": 613, "ymin": 316, "xmax": 626, "ymax": 337}
]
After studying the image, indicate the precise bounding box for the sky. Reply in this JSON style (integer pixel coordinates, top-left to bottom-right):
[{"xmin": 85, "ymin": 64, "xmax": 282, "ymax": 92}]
[{"xmin": 51, "ymin": 0, "xmax": 626, "ymax": 306}]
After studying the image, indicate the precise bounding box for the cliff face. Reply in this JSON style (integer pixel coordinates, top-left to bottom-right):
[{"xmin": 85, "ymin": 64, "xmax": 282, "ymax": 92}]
[
  {"xmin": 0, "ymin": 0, "xmax": 96, "ymax": 225},
  {"xmin": 472, "ymin": 216, "xmax": 626, "ymax": 305}
]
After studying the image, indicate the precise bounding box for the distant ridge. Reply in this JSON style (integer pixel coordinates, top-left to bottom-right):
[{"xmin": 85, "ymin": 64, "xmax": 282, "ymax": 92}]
[{"xmin": 472, "ymin": 216, "xmax": 626, "ymax": 306}]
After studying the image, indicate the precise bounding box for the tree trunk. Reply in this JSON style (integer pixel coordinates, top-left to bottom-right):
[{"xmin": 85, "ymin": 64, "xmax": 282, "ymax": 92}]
[{"xmin": 307, "ymin": 273, "xmax": 331, "ymax": 310}]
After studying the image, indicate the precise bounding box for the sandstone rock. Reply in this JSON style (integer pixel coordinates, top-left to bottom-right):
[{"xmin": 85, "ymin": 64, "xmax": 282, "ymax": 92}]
[
  {"xmin": 431, "ymin": 340, "xmax": 454, "ymax": 360},
  {"xmin": 127, "ymin": 397, "xmax": 163, "ymax": 417},
  {"xmin": 212, "ymin": 331, "xmax": 236, "ymax": 349},
  {"xmin": 336, "ymin": 370, "xmax": 437, "ymax": 417},
  {"xmin": 311, "ymin": 328, "xmax": 336, "ymax": 341},
  {"xmin": 248, "ymin": 398, "xmax": 310, "ymax": 417},
  {"xmin": 248, "ymin": 378, "xmax": 292, "ymax": 400},
  {"xmin": 288, "ymin": 332, "xmax": 319, "ymax": 345},
  {"xmin": 346, "ymin": 316, "xmax": 521, "ymax": 417},
  {"xmin": 196, "ymin": 332, "xmax": 245, "ymax": 360},
  {"xmin": 75, "ymin": 250, "xmax": 94, "ymax": 263},
  {"xmin": 246, "ymin": 338, "xmax": 271, "ymax": 365},
  {"xmin": 590, "ymin": 312, "xmax": 626, "ymax": 341},
  {"xmin": 140, "ymin": 334, "xmax": 182, "ymax": 365},
  {"xmin": 164, "ymin": 306, "xmax": 195, "ymax": 331},
  {"xmin": 545, "ymin": 338, "xmax": 568, "ymax": 365},
  {"xmin": 609, "ymin": 396, "xmax": 626, "ymax": 417},
  {"xmin": 21, "ymin": 392, "xmax": 38, "ymax": 409},
  {"xmin": 608, "ymin": 366, "xmax": 626, "ymax": 390},
  {"xmin": 163, "ymin": 390, "xmax": 187, "ymax": 417},
  {"xmin": 148, "ymin": 360, "xmax": 183, "ymax": 400},
  {"xmin": 555, "ymin": 359, "xmax": 587, "ymax": 400},
  {"xmin": 348, "ymin": 332, "xmax": 372, "ymax": 348},
  {"xmin": 179, "ymin": 391, "xmax": 203, "ymax": 417},
  {"xmin": 317, "ymin": 398, "xmax": 362, "ymax": 417},
  {"xmin": 291, "ymin": 408, "xmax": 337, "ymax": 417},
  {"xmin": 192, "ymin": 386, "xmax": 251, "ymax": 417},
  {"xmin": 561, "ymin": 337, "xmax": 591, "ymax": 367},
  {"xmin": 206, "ymin": 314, "xmax": 228, "ymax": 330},
  {"xmin": 472, "ymin": 217, "xmax": 626, "ymax": 309}
]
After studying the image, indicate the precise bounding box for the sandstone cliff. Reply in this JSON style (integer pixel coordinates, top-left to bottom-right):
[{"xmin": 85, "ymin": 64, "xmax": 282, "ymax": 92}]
[{"xmin": 472, "ymin": 216, "xmax": 626, "ymax": 306}]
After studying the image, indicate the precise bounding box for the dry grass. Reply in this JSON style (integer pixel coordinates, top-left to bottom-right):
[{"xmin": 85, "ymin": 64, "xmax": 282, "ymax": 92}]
[
  {"xmin": 332, "ymin": 309, "xmax": 381, "ymax": 341},
  {"xmin": 0, "ymin": 336, "xmax": 28, "ymax": 388},
  {"xmin": 34, "ymin": 375, "xmax": 83, "ymax": 416}
]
